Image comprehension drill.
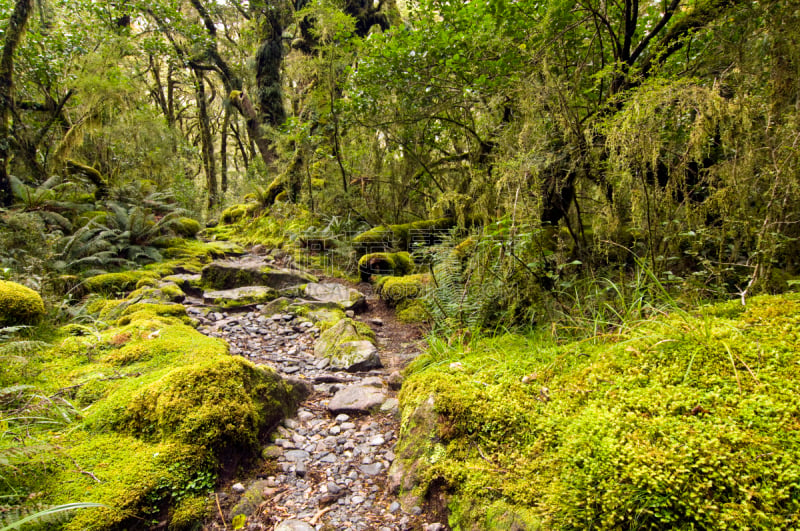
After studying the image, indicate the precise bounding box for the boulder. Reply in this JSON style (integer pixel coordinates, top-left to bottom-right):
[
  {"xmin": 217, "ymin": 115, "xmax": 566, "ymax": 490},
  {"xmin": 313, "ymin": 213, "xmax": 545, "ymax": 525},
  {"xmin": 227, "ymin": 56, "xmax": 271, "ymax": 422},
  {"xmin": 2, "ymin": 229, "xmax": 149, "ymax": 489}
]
[
  {"xmin": 162, "ymin": 274, "xmax": 203, "ymax": 296},
  {"xmin": 201, "ymin": 257, "xmax": 317, "ymax": 290},
  {"xmin": 202, "ymin": 286, "xmax": 278, "ymax": 308},
  {"xmin": 327, "ymin": 384, "xmax": 387, "ymax": 413},
  {"xmin": 314, "ymin": 318, "xmax": 381, "ymax": 371},
  {"xmin": 303, "ymin": 282, "xmax": 366, "ymax": 311},
  {"xmin": 0, "ymin": 280, "xmax": 45, "ymax": 326}
]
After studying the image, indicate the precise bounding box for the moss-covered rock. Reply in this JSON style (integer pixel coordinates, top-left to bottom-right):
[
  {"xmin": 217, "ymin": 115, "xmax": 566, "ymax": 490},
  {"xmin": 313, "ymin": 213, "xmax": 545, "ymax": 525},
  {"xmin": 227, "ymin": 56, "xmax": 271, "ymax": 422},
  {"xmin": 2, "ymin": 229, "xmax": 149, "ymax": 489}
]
[
  {"xmin": 201, "ymin": 257, "xmax": 317, "ymax": 290},
  {"xmin": 84, "ymin": 271, "xmax": 160, "ymax": 295},
  {"xmin": 396, "ymin": 300, "xmax": 429, "ymax": 323},
  {"xmin": 376, "ymin": 274, "xmax": 431, "ymax": 304},
  {"xmin": 352, "ymin": 218, "xmax": 453, "ymax": 252},
  {"xmin": 127, "ymin": 281, "xmax": 186, "ymax": 303},
  {"xmin": 174, "ymin": 217, "xmax": 202, "ymax": 238},
  {"xmin": 202, "ymin": 286, "xmax": 279, "ymax": 308},
  {"xmin": 358, "ymin": 252, "xmax": 414, "ymax": 281},
  {"xmin": 313, "ymin": 318, "xmax": 380, "ymax": 371},
  {"xmin": 220, "ymin": 203, "xmax": 259, "ymax": 224},
  {"xmin": 22, "ymin": 307, "xmax": 305, "ymax": 530},
  {"xmin": 0, "ymin": 280, "xmax": 45, "ymax": 326}
]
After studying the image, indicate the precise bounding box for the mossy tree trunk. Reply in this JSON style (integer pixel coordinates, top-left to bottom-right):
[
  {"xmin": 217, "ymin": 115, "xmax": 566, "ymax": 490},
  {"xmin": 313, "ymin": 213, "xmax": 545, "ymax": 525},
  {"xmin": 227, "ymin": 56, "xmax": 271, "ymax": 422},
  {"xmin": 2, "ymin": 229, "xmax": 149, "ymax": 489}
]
[
  {"xmin": 194, "ymin": 69, "xmax": 218, "ymax": 209},
  {"xmin": 0, "ymin": 0, "xmax": 35, "ymax": 207}
]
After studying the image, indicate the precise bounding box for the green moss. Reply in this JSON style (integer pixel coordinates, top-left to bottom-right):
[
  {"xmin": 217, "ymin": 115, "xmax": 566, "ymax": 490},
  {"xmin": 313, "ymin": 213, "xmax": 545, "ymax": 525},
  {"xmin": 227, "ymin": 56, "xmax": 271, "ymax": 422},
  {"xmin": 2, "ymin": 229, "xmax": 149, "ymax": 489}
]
[
  {"xmin": 396, "ymin": 300, "xmax": 429, "ymax": 323},
  {"xmin": 395, "ymin": 294, "xmax": 800, "ymax": 530},
  {"xmin": 174, "ymin": 217, "xmax": 202, "ymax": 238},
  {"xmin": 108, "ymin": 356, "xmax": 295, "ymax": 450},
  {"xmin": 127, "ymin": 282, "xmax": 186, "ymax": 303},
  {"xmin": 170, "ymin": 495, "xmax": 211, "ymax": 530},
  {"xmin": 84, "ymin": 271, "xmax": 160, "ymax": 295},
  {"xmin": 220, "ymin": 203, "xmax": 258, "ymax": 224},
  {"xmin": 353, "ymin": 218, "xmax": 453, "ymax": 250},
  {"xmin": 0, "ymin": 280, "xmax": 45, "ymax": 326},
  {"xmin": 160, "ymin": 239, "xmax": 245, "ymax": 263},
  {"xmin": 358, "ymin": 252, "xmax": 414, "ymax": 281},
  {"xmin": 46, "ymin": 432, "xmax": 214, "ymax": 531},
  {"xmin": 377, "ymin": 274, "xmax": 431, "ymax": 304},
  {"xmin": 13, "ymin": 306, "xmax": 303, "ymax": 529}
]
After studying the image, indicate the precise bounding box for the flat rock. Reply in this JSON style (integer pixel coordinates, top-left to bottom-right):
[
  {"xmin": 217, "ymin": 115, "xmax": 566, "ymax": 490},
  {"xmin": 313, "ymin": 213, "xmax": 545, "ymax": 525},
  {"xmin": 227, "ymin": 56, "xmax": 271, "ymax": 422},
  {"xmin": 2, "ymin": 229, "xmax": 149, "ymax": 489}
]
[
  {"xmin": 328, "ymin": 385, "xmax": 387, "ymax": 413},
  {"xmin": 202, "ymin": 286, "xmax": 278, "ymax": 307},
  {"xmin": 275, "ymin": 519, "xmax": 315, "ymax": 531},
  {"xmin": 304, "ymin": 282, "xmax": 366, "ymax": 311},
  {"xmin": 202, "ymin": 257, "xmax": 317, "ymax": 290},
  {"xmin": 161, "ymin": 274, "xmax": 203, "ymax": 296}
]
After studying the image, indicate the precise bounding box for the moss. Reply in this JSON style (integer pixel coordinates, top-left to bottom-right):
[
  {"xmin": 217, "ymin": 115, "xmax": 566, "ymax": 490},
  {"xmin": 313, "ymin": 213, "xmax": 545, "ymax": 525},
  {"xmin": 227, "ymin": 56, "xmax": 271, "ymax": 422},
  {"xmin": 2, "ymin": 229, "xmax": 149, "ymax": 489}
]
[
  {"xmin": 174, "ymin": 217, "xmax": 202, "ymax": 238},
  {"xmin": 396, "ymin": 300, "xmax": 429, "ymax": 323},
  {"xmin": 377, "ymin": 273, "xmax": 431, "ymax": 304},
  {"xmin": 358, "ymin": 252, "xmax": 414, "ymax": 281},
  {"xmin": 395, "ymin": 295, "xmax": 800, "ymax": 530},
  {"xmin": 84, "ymin": 271, "xmax": 160, "ymax": 295},
  {"xmin": 160, "ymin": 239, "xmax": 245, "ymax": 263},
  {"xmin": 47, "ymin": 432, "xmax": 214, "ymax": 531},
  {"xmin": 353, "ymin": 218, "xmax": 453, "ymax": 250},
  {"xmin": 0, "ymin": 280, "xmax": 45, "ymax": 326},
  {"xmin": 115, "ymin": 302, "xmax": 190, "ymax": 326},
  {"xmin": 170, "ymin": 495, "xmax": 211, "ymax": 530},
  {"xmin": 314, "ymin": 317, "xmax": 377, "ymax": 361},
  {"xmin": 127, "ymin": 282, "xmax": 186, "ymax": 303},
  {"xmin": 203, "ymin": 286, "xmax": 279, "ymax": 308},
  {"xmin": 107, "ymin": 356, "xmax": 295, "ymax": 451},
  {"xmin": 220, "ymin": 203, "xmax": 258, "ymax": 224}
]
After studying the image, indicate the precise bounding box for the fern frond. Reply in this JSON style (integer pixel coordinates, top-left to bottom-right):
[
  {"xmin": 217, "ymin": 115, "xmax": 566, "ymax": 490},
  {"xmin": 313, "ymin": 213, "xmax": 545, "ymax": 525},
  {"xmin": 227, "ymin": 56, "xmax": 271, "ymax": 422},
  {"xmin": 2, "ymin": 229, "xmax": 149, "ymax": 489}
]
[{"xmin": 0, "ymin": 502, "xmax": 104, "ymax": 531}]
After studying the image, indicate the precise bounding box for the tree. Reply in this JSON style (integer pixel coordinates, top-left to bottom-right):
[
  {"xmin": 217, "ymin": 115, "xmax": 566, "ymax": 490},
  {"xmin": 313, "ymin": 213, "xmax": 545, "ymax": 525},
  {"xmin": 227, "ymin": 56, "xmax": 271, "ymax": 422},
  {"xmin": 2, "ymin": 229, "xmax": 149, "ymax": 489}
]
[{"xmin": 0, "ymin": 0, "xmax": 35, "ymax": 207}]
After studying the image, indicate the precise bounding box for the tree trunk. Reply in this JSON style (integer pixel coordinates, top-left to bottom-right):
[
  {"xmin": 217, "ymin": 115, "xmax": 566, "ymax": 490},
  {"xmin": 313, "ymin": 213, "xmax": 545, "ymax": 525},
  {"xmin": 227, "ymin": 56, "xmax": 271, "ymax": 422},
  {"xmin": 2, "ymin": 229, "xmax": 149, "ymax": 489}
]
[
  {"xmin": 230, "ymin": 90, "xmax": 275, "ymax": 166},
  {"xmin": 221, "ymin": 102, "xmax": 230, "ymax": 194},
  {"xmin": 0, "ymin": 0, "xmax": 35, "ymax": 207},
  {"xmin": 194, "ymin": 69, "xmax": 218, "ymax": 208}
]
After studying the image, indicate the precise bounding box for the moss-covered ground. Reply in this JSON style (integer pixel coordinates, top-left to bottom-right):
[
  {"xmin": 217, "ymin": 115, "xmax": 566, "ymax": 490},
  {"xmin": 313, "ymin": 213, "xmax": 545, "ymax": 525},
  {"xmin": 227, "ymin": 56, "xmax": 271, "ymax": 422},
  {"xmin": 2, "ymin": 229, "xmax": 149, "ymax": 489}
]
[
  {"xmin": 0, "ymin": 298, "xmax": 300, "ymax": 529},
  {"xmin": 397, "ymin": 294, "xmax": 800, "ymax": 530}
]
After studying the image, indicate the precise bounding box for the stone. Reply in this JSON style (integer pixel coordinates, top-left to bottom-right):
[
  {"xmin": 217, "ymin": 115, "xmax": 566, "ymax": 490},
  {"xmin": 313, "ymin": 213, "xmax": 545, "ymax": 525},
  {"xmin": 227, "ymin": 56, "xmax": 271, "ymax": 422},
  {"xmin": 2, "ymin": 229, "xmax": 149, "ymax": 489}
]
[
  {"xmin": 161, "ymin": 273, "xmax": 203, "ymax": 296},
  {"xmin": 275, "ymin": 520, "xmax": 315, "ymax": 531},
  {"xmin": 361, "ymin": 376, "xmax": 384, "ymax": 387},
  {"xmin": 314, "ymin": 319, "xmax": 381, "ymax": 372},
  {"xmin": 328, "ymin": 385, "xmax": 387, "ymax": 413},
  {"xmin": 203, "ymin": 286, "xmax": 279, "ymax": 307},
  {"xmin": 387, "ymin": 371, "xmax": 403, "ymax": 390},
  {"xmin": 425, "ymin": 523, "xmax": 445, "ymax": 531},
  {"xmin": 231, "ymin": 482, "xmax": 246, "ymax": 494},
  {"xmin": 388, "ymin": 501, "xmax": 401, "ymax": 513},
  {"xmin": 303, "ymin": 282, "xmax": 367, "ymax": 311},
  {"xmin": 229, "ymin": 480, "xmax": 269, "ymax": 520},
  {"xmin": 359, "ymin": 462, "xmax": 383, "ymax": 475},
  {"xmin": 202, "ymin": 257, "xmax": 317, "ymax": 290},
  {"xmin": 284, "ymin": 450, "xmax": 310, "ymax": 462},
  {"xmin": 380, "ymin": 398, "xmax": 399, "ymax": 414},
  {"xmin": 295, "ymin": 461, "xmax": 307, "ymax": 477}
]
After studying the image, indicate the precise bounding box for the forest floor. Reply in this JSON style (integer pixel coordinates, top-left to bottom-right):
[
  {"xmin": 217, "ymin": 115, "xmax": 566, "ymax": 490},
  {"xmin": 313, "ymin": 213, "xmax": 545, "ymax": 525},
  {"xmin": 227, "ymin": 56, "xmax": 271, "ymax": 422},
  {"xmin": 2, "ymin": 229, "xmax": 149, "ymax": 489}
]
[{"xmin": 182, "ymin": 260, "xmax": 446, "ymax": 530}]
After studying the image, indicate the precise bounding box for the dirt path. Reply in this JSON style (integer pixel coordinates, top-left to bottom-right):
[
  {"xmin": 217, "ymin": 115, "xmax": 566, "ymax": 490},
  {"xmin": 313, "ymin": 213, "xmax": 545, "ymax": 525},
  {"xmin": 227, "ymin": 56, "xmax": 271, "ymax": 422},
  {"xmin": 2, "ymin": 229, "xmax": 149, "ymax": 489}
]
[{"xmin": 183, "ymin": 267, "xmax": 442, "ymax": 531}]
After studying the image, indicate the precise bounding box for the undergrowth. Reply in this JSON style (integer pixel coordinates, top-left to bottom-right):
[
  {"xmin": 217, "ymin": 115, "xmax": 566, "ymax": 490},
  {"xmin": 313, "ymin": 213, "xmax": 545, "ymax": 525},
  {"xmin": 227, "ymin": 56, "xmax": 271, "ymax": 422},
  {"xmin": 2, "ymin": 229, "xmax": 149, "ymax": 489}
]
[{"xmin": 397, "ymin": 293, "xmax": 800, "ymax": 530}]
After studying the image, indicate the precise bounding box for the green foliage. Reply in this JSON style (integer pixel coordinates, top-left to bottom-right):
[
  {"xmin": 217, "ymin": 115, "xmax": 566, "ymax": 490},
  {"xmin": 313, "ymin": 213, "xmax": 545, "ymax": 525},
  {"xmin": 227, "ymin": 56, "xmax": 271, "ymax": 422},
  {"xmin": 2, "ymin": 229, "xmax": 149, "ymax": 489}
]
[{"xmin": 397, "ymin": 294, "xmax": 800, "ymax": 530}]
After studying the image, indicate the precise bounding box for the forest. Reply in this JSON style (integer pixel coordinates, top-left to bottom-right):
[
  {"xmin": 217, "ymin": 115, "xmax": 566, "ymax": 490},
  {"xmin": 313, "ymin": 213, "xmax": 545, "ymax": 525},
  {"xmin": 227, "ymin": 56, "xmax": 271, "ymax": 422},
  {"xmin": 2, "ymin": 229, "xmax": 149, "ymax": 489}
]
[{"xmin": 1, "ymin": 0, "xmax": 799, "ymax": 529}]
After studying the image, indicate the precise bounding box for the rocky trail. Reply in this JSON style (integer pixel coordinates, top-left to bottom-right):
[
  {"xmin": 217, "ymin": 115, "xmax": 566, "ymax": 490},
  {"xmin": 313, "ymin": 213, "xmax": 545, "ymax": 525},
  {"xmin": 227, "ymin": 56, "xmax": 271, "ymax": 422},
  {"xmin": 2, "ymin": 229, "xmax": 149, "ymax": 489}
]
[{"xmin": 175, "ymin": 250, "xmax": 445, "ymax": 531}]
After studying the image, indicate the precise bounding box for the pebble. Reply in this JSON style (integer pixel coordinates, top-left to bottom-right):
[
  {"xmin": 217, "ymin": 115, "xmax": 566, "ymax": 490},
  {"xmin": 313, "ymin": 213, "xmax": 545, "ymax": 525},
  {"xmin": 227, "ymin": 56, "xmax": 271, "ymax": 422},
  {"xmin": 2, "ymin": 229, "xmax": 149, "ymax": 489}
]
[{"xmin": 184, "ymin": 265, "xmax": 427, "ymax": 530}]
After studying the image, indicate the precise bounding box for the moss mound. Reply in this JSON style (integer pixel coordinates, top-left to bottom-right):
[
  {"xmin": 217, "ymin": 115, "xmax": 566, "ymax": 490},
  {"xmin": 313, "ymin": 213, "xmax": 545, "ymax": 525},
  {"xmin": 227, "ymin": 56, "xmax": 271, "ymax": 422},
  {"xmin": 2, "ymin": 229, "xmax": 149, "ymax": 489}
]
[
  {"xmin": 376, "ymin": 273, "xmax": 431, "ymax": 304},
  {"xmin": 358, "ymin": 252, "xmax": 414, "ymax": 281},
  {"xmin": 4, "ymin": 306, "xmax": 302, "ymax": 529},
  {"xmin": 395, "ymin": 294, "xmax": 800, "ymax": 530},
  {"xmin": 174, "ymin": 217, "xmax": 202, "ymax": 238},
  {"xmin": 0, "ymin": 280, "xmax": 45, "ymax": 326},
  {"xmin": 353, "ymin": 218, "xmax": 453, "ymax": 251},
  {"xmin": 83, "ymin": 270, "xmax": 160, "ymax": 295}
]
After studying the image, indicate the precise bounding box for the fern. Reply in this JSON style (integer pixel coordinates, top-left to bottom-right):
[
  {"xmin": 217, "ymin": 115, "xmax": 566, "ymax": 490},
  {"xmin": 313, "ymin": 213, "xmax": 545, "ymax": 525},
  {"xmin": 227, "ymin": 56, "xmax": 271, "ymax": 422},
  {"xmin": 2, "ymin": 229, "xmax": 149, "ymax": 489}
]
[{"xmin": 0, "ymin": 503, "xmax": 104, "ymax": 531}]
